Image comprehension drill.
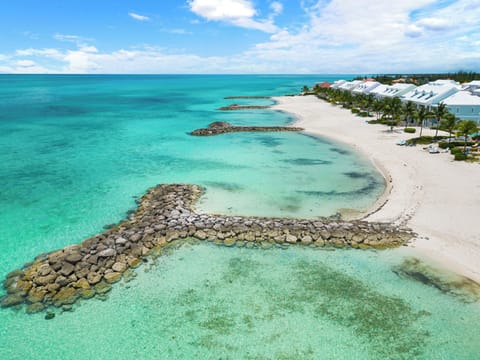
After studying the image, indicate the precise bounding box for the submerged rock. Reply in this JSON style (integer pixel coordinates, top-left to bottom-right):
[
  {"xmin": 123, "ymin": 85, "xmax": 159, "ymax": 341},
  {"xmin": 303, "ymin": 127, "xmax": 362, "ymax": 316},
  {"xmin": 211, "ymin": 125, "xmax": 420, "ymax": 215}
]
[
  {"xmin": 104, "ymin": 272, "xmax": 122, "ymax": 284},
  {"xmin": 53, "ymin": 287, "xmax": 78, "ymax": 307}
]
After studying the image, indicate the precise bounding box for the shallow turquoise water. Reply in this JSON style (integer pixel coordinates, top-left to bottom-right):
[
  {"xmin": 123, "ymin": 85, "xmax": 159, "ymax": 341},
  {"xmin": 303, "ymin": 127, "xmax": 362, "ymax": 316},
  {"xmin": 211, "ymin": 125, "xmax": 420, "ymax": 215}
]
[
  {"xmin": 1, "ymin": 75, "xmax": 479, "ymax": 359},
  {"xmin": 1, "ymin": 241, "xmax": 479, "ymax": 359}
]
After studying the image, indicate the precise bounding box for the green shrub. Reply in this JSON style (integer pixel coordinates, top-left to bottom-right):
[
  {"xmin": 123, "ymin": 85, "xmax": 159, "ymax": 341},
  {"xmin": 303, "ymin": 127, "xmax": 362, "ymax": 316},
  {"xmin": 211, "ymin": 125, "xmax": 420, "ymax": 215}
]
[
  {"xmin": 454, "ymin": 153, "xmax": 467, "ymax": 161},
  {"xmin": 358, "ymin": 111, "xmax": 369, "ymax": 117},
  {"xmin": 368, "ymin": 119, "xmax": 390, "ymax": 125},
  {"xmin": 351, "ymin": 108, "xmax": 360, "ymax": 114},
  {"xmin": 450, "ymin": 147, "xmax": 463, "ymax": 155},
  {"xmin": 404, "ymin": 128, "xmax": 416, "ymax": 133},
  {"xmin": 406, "ymin": 136, "xmax": 433, "ymax": 145},
  {"xmin": 439, "ymin": 141, "xmax": 474, "ymax": 149}
]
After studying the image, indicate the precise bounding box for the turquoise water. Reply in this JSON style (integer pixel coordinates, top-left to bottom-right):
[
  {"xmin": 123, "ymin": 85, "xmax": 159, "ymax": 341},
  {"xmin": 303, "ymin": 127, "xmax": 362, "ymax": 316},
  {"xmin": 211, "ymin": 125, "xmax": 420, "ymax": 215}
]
[
  {"xmin": 1, "ymin": 241, "xmax": 480, "ymax": 359},
  {"xmin": 1, "ymin": 75, "xmax": 479, "ymax": 359}
]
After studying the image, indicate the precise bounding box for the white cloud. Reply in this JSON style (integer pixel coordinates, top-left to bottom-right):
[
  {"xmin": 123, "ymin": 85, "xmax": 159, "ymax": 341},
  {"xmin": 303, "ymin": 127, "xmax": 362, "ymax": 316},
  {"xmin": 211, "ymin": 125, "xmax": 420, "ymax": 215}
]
[
  {"xmin": 16, "ymin": 48, "xmax": 64, "ymax": 59},
  {"xmin": 189, "ymin": 0, "xmax": 256, "ymax": 20},
  {"xmin": 128, "ymin": 12, "xmax": 150, "ymax": 21},
  {"xmin": 270, "ymin": 2, "xmax": 283, "ymax": 16},
  {"xmin": 9, "ymin": 59, "xmax": 50, "ymax": 73},
  {"xmin": 64, "ymin": 50, "xmax": 100, "ymax": 72},
  {"xmin": 417, "ymin": 17, "xmax": 453, "ymax": 31},
  {"xmin": 16, "ymin": 59, "xmax": 36, "ymax": 67},
  {"xmin": 405, "ymin": 24, "xmax": 423, "ymax": 38},
  {"xmin": 188, "ymin": 0, "xmax": 277, "ymax": 32},
  {"xmin": 161, "ymin": 28, "xmax": 192, "ymax": 35},
  {"xmin": 54, "ymin": 34, "xmax": 93, "ymax": 43},
  {"xmin": 79, "ymin": 45, "xmax": 99, "ymax": 53}
]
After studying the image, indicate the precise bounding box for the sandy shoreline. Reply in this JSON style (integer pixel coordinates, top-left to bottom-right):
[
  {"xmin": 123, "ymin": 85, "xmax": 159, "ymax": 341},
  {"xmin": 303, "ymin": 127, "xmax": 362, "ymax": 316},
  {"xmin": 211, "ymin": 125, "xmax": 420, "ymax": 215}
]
[{"xmin": 273, "ymin": 95, "xmax": 480, "ymax": 283}]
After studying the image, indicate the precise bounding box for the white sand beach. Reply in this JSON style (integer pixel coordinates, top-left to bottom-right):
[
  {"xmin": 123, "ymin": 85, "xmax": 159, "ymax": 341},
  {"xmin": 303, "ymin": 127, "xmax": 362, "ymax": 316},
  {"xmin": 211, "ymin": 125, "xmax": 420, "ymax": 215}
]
[{"xmin": 274, "ymin": 95, "xmax": 480, "ymax": 283}]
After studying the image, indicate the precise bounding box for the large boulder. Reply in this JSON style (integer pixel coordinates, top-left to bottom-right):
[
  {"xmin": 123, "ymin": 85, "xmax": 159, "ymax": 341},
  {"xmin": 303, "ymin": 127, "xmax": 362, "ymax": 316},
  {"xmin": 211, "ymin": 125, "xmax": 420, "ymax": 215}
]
[
  {"xmin": 104, "ymin": 272, "xmax": 122, "ymax": 284},
  {"xmin": 53, "ymin": 287, "xmax": 78, "ymax": 307}
]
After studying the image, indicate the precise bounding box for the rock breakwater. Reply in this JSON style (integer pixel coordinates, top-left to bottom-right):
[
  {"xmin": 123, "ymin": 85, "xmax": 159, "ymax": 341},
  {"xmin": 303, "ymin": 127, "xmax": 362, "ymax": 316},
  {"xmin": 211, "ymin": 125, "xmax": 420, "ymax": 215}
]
[
  {"xmin": 191, "ymin": 121, "xmax": 303, "ymax": 136},
  {"xmin": 1, "ymin": 184, "xmax": 414, "ymax": 313},
  {"xmin": 218, "ymin": 104, "xmax": 270, "ymax": 111}
]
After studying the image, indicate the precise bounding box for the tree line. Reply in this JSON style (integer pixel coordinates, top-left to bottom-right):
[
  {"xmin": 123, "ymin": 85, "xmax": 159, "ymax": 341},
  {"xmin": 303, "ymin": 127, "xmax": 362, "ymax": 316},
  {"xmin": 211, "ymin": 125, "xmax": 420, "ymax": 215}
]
[{"xmin": 309, "ymin": 86, "xmax": 478, "ymax": 152}]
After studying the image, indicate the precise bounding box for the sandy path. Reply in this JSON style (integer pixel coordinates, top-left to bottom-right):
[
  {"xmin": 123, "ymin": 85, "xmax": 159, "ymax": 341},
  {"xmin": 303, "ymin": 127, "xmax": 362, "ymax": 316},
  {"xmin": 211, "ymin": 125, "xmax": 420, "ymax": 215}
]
[{"xmin": 274, "ymin": 95, "xmax": 480, "ymax": 282}]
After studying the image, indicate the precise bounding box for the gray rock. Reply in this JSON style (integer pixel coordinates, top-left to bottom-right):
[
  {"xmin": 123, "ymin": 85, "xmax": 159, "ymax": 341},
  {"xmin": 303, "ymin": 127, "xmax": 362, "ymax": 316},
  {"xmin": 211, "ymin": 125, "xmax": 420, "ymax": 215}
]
[
  {"xmin": 286, "ymin": 234, "xmax": 297, "ymax": 243},
  {"xmin": 87, "ymin": 272, "xmax": 102, "ymax": 285},
  {"xmin": 65, "ymin": 252, "xmax": 83, "ymax": 264},
  {"xmin": 115, "ymin": 237, "xmax": 127, "ymax": 245},
  {"xmin": 98, "ymin": 248, "xmax": 116, "ymax": 257},
  {"xmin": 112, "ymin": 262, "xmax": 127, "ymax": 273},
  {"xmin": 59, "ymin": 263, "xmax": 75, "ymax": 276}
]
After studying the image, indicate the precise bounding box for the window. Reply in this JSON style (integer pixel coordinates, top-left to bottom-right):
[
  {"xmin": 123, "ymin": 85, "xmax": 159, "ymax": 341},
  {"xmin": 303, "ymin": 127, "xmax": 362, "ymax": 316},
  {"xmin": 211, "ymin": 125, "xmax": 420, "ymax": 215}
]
[{"xmin": 456, "ymin": 108, "xmax": 459, "ymax": 113}]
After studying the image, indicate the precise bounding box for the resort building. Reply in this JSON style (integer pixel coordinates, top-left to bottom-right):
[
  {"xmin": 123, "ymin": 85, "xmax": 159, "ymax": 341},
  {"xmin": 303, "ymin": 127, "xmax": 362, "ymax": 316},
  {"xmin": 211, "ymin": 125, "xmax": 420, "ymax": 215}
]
[
  {"xmin": 331, "ymin": 80, "xmax": 347, "ymax": 89},
  {"xmin": 371, "ymin": 83, "xmax": 417, "ymax": 99},
  {"xmin": 369, "ymin": 84, "xmax": 389, "ymax": 97},
  {"xmin": 442, "ymin": 91, "xmax": 480, "ymax": 124},
  {"xmin": 337, "ymin": 80, "xmax": 363, "ymax": 91},
  {"xmin": 461, "ymin": 80, "xmax": 480, "ymax": 92},
  {"xmin": 401, "ymin": 80, "xmax": 459, "ymax": 107},
  {"xmin": 352, "ymin": 81, "xmax": 381, "ymax": 94}
]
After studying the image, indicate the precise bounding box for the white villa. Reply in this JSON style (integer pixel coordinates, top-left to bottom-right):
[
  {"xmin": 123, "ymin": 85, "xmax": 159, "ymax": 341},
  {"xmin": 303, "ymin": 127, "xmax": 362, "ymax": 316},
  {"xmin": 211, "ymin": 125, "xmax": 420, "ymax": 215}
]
[
  {"xmin": 352, "ymin": 81, "xmax": 381, "ymax": 94},
  {"xmin": 461, "ymin": 80, "xmax": 480, "ymax": 92},
  {"xmin": 337, "ymin": 80, "xmax": 363, "ymax": 91},
  {"xmin": 371, "ymin": 83, "xmax": 417, "ymax": 98},
  {"xmin": 401, "ymin": 80, "xmax": 459, "ymax": 107},
  {"xmin": 330, "ymin": 80, "xmax": 347, "ymax": 89},
  {"xmin": 442, "ymin": 91, "xmax": 480, "ymax": 123}
]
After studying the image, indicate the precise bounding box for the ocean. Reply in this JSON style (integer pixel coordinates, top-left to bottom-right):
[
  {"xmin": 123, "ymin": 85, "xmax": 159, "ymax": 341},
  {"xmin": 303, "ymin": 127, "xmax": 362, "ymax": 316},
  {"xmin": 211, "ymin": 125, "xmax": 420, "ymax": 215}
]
[{"xmin": 0, "ymin": 75, "xmax": 479, "ymax": 359}]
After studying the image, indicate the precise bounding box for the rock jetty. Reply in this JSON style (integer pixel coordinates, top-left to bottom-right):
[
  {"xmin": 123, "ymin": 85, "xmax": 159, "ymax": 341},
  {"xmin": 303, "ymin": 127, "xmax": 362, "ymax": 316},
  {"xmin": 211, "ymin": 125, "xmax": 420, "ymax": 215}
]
[
  {"xmin": 218, "ymin": 104, "xmax": 270, "ymax": 111},
  {"xmin": 1, "ymin": 184, "xmax": 414, "ymax": 313},
  {"xmin": 191, "ymin": 121, "xmax": 303, "ymax": 136}
]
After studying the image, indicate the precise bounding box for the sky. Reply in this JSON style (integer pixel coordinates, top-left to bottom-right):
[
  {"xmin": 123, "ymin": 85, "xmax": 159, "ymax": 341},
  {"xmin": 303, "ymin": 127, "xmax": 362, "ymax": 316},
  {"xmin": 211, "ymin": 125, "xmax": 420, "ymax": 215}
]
[{"xmin": 0, "ymin": 0, "xmax": 479, "ymax": 74}]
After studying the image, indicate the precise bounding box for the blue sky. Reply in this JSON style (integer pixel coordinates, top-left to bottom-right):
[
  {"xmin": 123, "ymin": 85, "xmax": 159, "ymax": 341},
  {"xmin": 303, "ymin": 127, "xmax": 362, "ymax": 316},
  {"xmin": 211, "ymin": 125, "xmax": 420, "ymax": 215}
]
[{"xmin": 0, "ymin": 0, "xmax": 479, "ymax": 74}]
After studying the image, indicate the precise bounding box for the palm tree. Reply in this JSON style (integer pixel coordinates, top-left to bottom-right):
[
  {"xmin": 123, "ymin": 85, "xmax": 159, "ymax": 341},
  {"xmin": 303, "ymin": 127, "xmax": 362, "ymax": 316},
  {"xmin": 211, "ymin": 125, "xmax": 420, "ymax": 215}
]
[
  {"xmin": 382, "ymin": 97, "xmax": 402, "ymax": 131},
  {"xmin": 456, "ymin": 120, "xmax": 479, "ymax": 152},
  {"xmin": 365, "ymin": 93, "xmax": 376, "ymax": 115},
  {"xmin": 440, "ymin": 113, "xmax": 457, "ymax": 143},
  {"xmin": 416, "ymin": 106, "xmax": 433, "ymax": 137},
  {"xmin": 372, "ymin": 98, "xmax": 384, "ymax": 120},
  {"xmin": 403, "ymin": 101, "xmax": 416, "ymax": 129},
  {"xmin": 433, "ymin": 102, "xmax": 448, "ymax": 140}
]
